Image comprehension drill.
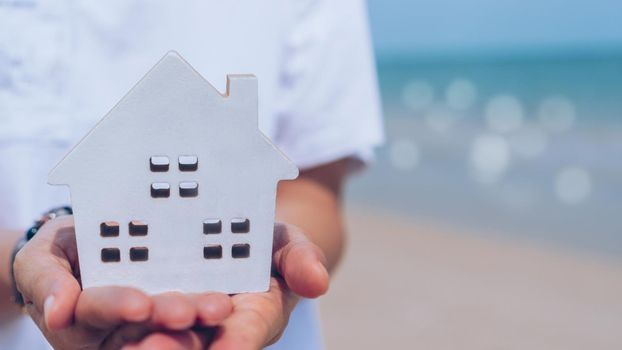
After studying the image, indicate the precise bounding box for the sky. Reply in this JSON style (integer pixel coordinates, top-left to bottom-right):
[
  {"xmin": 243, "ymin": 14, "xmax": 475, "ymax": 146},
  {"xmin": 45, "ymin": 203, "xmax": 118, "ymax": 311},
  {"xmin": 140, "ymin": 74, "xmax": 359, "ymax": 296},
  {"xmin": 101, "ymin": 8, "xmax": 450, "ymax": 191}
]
[{"xmin": 367, "ymin": 0, "xmax": 622, "ymax": 57}]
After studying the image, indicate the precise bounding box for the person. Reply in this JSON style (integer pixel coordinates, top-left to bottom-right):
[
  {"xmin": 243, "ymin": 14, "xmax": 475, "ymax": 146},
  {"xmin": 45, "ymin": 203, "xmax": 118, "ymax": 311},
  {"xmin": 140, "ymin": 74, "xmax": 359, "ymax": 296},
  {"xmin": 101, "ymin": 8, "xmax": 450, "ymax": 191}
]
[{"xmin": 0, "ymin": 0, "xmax": 383, "ymax": 348}]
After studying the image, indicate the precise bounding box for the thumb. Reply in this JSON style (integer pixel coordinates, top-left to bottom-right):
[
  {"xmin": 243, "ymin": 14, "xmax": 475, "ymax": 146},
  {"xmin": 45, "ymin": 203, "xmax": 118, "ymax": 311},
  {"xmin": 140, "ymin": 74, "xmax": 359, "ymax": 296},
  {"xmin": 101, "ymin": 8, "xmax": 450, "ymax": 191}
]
[
  {"xmin": 272, "ymin": 223, "xmax": 329, "ymax": 298},
  {"xmin": 13, "ymin": 220, "xmax": 82, "ymax": 330}
]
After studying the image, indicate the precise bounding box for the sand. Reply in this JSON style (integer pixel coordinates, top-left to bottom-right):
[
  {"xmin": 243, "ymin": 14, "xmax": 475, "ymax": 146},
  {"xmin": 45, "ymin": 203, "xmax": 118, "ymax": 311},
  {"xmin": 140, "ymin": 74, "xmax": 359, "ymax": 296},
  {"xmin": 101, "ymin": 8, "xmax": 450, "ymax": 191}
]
[{"xmin": 319, "ymin": 206, "xmax": 622, "ymax": 349}]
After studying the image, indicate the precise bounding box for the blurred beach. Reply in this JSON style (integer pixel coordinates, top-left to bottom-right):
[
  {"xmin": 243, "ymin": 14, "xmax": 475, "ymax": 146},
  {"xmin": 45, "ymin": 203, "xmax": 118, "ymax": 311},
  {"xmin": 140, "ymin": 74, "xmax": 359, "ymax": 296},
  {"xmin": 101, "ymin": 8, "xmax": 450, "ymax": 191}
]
[
  {"xmin": 354, "ymin": 56, "xmax": 622, "ymax": 255},
  {"xmin": 319, "ymin": 55, "xmax": 622, "ymax": 348},
  {"xmin": 320, "ymin": 206, "xmax": 622, "ymax": 349}
]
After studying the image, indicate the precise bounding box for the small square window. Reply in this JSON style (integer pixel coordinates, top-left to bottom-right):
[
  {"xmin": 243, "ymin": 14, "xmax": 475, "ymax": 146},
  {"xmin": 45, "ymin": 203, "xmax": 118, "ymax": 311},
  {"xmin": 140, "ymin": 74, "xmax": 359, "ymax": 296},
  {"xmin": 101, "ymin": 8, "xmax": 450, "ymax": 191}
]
[
  {"xmin": 129, "ymin": 221, "xmax": 148, "ymax": 236},
  {"xmin": 179, "ymin": 181, "xmax": 199, "ymax": 197},
  {"xmin": 203, "ymin": 245, "xmax": 222, "ymax": 259},
  {"xmin": 231, "ymin": 218, "xmax": 250, "ymax": 233},
  {"xmin": 130, "ymin": 247, "xmax": 149, "ymax": 262},
  {"xmin": 151, "ymin": 183, "xmax": 170, "ymax": 198},
  {"xmin": 101, "ymin": 248, "xmax": 120, "ymax": 262},
  {"xmin": 179, "ymin": 155, "xmax": 198, "ymax": 171},
  {"xmin": 203, "ymin": 219, "xmax": 222, "ymax": 234},
  {"xmin": 232, "ymin": 244, "xmax": 250, "ymax": 258},
  {"xmin": 100, "ymin": 222, "xmax": 119, "ymax": 237},
  {"xmin": 150, "ymin": 156, "xmax": 169, "ymax": 172}
]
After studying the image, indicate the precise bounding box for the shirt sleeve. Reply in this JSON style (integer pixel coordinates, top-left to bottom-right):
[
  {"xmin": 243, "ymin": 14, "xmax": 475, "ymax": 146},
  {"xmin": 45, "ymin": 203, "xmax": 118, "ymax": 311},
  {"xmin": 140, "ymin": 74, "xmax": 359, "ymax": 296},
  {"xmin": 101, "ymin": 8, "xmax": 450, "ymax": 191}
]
[{"xmin": 273, "ymin": 0, "xmax": 385, "ymax": 170}]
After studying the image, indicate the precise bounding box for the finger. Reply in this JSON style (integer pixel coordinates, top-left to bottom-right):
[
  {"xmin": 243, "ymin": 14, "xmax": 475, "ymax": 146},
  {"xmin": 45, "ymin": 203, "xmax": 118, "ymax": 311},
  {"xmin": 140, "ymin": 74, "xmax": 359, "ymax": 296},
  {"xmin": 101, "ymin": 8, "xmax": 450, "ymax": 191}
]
[
  {"xmin": 104, "ymin": 293, "xmax": 224, "ymax": 350},
  {"xmin": 76, "ymin": 286, "xmax": 152, "ymax": 329},
  {"xmin": 272, "ymin": 223, "xmax": 329, "ymax": 298},
  {"xmin": 100, "ymin": 291, "xmax": 201, "ymax": 349},
  {"xmin": 122, "ymin": 330, "xmax": 208, "ymax": 350},
  {"xmin": 14, "ymin": 220, "xmax": 81, "ymax": 330},
  {"xmin": 151, "ymin": 292, "xmax": 197, "ymax": 330},
  {"xmin": 106, "ymin": 292, "xmax": 230, "ymax": 349},
  {"xmin": 189, "ymin": 293, "xmax": 233, "ymax": 326},
  {"xmin": 101, "ymin": 322, "xmax": 152, "ymax": 350},
  {"xmin": 210, "ymin": 279, "xmax": 297, "ymax": 350}
]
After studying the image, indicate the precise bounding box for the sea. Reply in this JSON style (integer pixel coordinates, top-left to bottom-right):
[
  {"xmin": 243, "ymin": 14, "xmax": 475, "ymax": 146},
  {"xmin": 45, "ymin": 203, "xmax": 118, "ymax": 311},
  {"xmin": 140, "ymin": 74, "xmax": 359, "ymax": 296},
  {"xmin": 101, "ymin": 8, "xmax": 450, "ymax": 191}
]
[{"xmin": 347, "ymin": 54, "xmax": 622, "ymax": 257}]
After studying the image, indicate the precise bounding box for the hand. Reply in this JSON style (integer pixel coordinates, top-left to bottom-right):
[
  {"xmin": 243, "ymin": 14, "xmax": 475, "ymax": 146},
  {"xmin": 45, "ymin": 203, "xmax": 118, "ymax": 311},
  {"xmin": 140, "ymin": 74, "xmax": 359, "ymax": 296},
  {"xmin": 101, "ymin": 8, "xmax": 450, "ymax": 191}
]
[
  {"xmin": 208, "ymin": 222, "xmax": 330, "ymax": 349},
  {"xmin": 125, "ymin": 223, "xmax": 330, "ymax": 350},
  {"xmin": 12, "ymin": 216, "xmax": 233, "ymax": 349}
]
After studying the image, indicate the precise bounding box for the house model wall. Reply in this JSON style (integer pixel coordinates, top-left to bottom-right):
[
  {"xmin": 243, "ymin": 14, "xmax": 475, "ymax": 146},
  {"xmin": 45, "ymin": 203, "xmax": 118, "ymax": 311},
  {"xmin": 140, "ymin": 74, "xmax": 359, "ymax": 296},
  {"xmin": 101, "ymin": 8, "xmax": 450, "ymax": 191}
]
[{"xmin": 48, "ymin": 52, "xmax": 299, "ymax": 294}]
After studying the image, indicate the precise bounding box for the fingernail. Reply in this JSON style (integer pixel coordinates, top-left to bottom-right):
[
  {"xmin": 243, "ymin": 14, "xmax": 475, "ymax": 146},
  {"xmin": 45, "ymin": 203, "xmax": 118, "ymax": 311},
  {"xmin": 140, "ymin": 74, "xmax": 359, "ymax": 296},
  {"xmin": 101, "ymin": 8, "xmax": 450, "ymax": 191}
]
[
  {"xmin": 44, "ymin": 295, "xmax": 55, "ymax": 326},
  {"xmin": 316, "ymin": 261, "xmax": 329, "ymax": 277}
]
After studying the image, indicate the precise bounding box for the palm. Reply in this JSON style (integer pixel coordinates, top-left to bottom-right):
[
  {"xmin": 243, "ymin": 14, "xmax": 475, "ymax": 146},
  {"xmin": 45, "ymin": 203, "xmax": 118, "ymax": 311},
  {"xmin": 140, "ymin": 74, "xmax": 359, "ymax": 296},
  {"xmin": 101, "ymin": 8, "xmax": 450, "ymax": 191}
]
[{"xmin": 132, "ymin": 223, "xmax": 330, "ymax": 350}]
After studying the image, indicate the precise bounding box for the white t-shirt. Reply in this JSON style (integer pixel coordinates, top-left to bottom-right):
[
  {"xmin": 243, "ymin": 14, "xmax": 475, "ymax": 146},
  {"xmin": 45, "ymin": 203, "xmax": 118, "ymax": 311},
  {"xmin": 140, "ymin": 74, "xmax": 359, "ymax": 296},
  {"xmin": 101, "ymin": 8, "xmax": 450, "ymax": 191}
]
[{"xmin": 0, "ymin": 0, "xmax": 383, "ymax": 349}]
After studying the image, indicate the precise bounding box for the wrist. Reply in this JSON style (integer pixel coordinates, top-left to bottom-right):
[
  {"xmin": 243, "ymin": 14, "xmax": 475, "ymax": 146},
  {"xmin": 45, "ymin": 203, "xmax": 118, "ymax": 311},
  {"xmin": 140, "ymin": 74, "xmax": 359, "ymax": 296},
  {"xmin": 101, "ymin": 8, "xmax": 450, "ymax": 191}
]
[
  {"xmin": 1, "ymin": 230, "xmax": 23, "ymax": 290},
  {"xmin": 0, "ymin": 230, "xmax": 24, "ymax": 322}
]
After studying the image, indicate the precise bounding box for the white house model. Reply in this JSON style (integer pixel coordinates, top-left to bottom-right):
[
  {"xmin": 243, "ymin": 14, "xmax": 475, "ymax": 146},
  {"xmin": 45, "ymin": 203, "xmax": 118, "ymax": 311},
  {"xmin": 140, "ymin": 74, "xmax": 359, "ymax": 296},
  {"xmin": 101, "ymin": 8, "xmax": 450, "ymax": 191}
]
[{"xmin": 49, "ymin": 52, "xmax": 299, "ymax": 294}]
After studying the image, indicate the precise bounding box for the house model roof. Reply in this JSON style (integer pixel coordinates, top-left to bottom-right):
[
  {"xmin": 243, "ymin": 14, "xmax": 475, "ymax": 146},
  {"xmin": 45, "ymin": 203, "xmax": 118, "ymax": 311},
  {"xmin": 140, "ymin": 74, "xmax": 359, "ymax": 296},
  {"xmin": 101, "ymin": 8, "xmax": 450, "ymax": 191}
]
[{"xmin": 49, "ymin": 51, "xmax": 298, "ymax": 186}]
